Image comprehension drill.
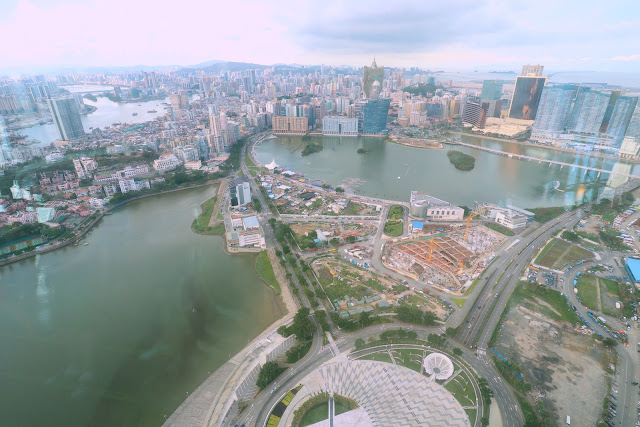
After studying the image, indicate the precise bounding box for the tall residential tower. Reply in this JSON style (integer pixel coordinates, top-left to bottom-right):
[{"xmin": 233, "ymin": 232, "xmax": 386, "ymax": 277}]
[{"xmin": 47, "ymin": 97, "xmax": 85, "ymax": 141}]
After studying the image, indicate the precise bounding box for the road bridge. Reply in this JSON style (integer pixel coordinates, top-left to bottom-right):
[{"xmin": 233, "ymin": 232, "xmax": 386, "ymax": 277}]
[{"xmin": 451, "ymin": 141, "xmax": 640, "ymax": 180}]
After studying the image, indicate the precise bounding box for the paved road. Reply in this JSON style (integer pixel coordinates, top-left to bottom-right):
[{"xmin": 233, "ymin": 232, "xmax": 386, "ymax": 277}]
[
  {"xmin": 235, "ymin": 135, "xmax": 524, "ymax": 427},
  {"xmin": 235, "ymin": 323, "xmax": 523, "ymax": 427},
  {"xmin": 561, "ymin": 254, "xmax": 638, "ymax": 427},
  {"xmin": 458, "ymin": 211, "xmax": 581, "ymax": 348}
]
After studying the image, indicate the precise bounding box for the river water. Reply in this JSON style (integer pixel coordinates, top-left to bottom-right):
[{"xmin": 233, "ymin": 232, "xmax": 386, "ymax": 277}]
[
  {"xmin": 23, "ymin": 97, "xmax": 169, "ymax": 147},
  {"xmin": 0, "ymin": 186, "xmax": 283, "ymax": 425},
  {"xmin": 255, "ymin": 135, "xmax": 640, "ymax": 209}
]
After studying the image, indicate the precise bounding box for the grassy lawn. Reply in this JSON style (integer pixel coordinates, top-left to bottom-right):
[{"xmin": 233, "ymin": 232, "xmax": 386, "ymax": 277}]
[
  {"xmin": 563, "ymin": 245, "xmax": 594, "ymax": 265},
  {"xmin": 485, "ymin": 222, "xmax": 515, "ymax": 236},
  {"xmin": 576, "ymin": 274, "xmax": 599, "ymax": 310},
  {"xmin": 535, "ymin": 238, "xmax": 563, "ymax": 266},
  {"xmin": 388, "ymin": 205, "xmax": 404, "ymax": 220},
  {"xmin": 300, "ymin": 403, "xmax": 328, "ymax": 426},
  {"xmin": 384, "ymin": 220, "xmax": 403, "ymax": 237},
  {"xmin": 535, "ymin": 238, "xmax": 593, "ymax": 269},
  {"xmin": 359, "ymin": 352, "xmax": 392, "ymax": 363},
  {"xmin": 512, "ymin": 281, "xmax": 580, "ymax": 324},
  {"xmin": 364, "ymin": 278, "xmax": 386, "ymax": 292},
  {"xmin": 465, "ymin": 409, "xmax": 477, "ymax": 426},
  {"xmin": 527, "ymin": 206, "xmax": 565, "ymax": 223},
  {"xmin": 445, "ymin": 377, "xmax": 476, "ymax": 407},
  {"xmin": 342, "ymin": 201, "xmax": 361, "ymax": 216},
  {"xmin": 392, "ymin": 349, "xmax": 423, "ymax": 372},
  {"xmin": 324, "ymin": 278, "xmax": 371, "ymax": 301},
  {"xmin": 602, "ymin": 277, "xmax": 620, "ymax": 295},
  {"xmin": 256, "ymin": 250, "xmax": 281, "ymax": 294},
  {"xmin": 451, "ymin": 297, "xmax": 466, "ymax": 308},
  {"xmin": 601, "ymin": 278, "xmax": 622, "ymax": 317},
  {"xmin": 191, "ymin": 196, "xmax": 225, "ymax": 235}
]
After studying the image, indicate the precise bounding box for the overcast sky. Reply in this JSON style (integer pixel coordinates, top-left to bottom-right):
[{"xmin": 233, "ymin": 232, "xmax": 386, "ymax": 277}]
[{"xmin": 1, "ymin": 0, "xmax": 639, "ymax": 72}]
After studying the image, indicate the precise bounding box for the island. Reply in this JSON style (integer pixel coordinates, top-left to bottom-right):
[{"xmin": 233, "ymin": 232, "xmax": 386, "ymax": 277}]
[{"xmin": 447, "ymin": 150, "xmax": 475, "ymax": 171}]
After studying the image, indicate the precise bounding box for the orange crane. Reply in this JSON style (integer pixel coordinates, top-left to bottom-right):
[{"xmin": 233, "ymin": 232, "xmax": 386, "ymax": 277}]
[
  {"xmin": 428, "ymin": 237, "xmax": 436, "ymax": 263},
  {"xmin": 464, "ymin": 205, "xmax": 490, "ymax": 241}
]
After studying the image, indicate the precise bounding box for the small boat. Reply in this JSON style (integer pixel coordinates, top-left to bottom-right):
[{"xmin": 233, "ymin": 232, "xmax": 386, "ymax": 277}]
[
  {"xmin": 84, "ymin": 242, "xmax": 89, "ymax": 246},
  {"xmin": 397, "ymin": 176, "xmax": 401, "ymax": 180},
  {"xmin": 132, "ymin": 112, "xmax": 138, "ymax": 116},
  {"xmin": 147, "ymin": 110, "xmax": 157, "ymax": 113}
]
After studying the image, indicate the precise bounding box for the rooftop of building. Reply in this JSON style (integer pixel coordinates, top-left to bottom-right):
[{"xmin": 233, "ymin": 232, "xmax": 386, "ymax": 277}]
[
  {"xmin": 626, "ymin": 258, "xmax": 640, "ymax": 282},
  {"xmin": 410, "ymin": 191, "xmax": 459, "ymax": 208}
]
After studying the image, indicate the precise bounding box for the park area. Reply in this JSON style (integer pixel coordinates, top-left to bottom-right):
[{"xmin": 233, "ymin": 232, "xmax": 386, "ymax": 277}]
[{"xmin": 535, "ymin": 238, "xmax": 593, "ymax": 270}]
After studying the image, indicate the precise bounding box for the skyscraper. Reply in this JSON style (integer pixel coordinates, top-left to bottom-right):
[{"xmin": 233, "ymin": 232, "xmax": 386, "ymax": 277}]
[
  {"xmin": 532, "ymin": 84, "xmax": 578, "ymax": 140},
  {"xmin": 462, "ymin": 97, "xmax": 487, "ymax": 129},
  {"xmin": 567, "ymin": 87, "xmax": 611, "ymax": 134},
  {"xmin": 47, "ymin": 97, "xmax": 84, "ymax": 141},
  {"xmin": 603, "ymin": 94, "xmax": 638, "ymax": 145},
  {"xmin": 521, "ymin": 64, "xmax": 544, "ymax": 77},
  {"xmin": 362, "ymin": 99, "xmax": 391, "ymax": 134},
  {"xmin": 480, "ymin": 80, "xmax": 503, "ymax": 101},
  {"xmin": 508, "ymin": 76, "xmax": 547, "ymax": 120},
  {"xmin": 363, "ymin": 58, "xmax": 384, "ymax": 99}
]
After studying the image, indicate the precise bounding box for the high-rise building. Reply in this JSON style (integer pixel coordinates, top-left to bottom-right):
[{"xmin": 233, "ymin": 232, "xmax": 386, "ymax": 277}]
[
  {"xmin": 47, "ymin": 97, "xmax": 85, "ymax": 141},
  {"xmin": 363, "ymin": 58, "xmax": 384, "ymax": 99},
  {"xmin": 362, "ymin": 99, "xmax": 391, "ymax": 134},
  {"xmin": 482, "ymin": 100, "xmax": 503, "ymax": 118},
  {"xmin": 531, "ymin": 84, "xmax": 578, "ymax": 140},
  {"xmin": 508, "ymin": 76, "xmax": 547, "ymax": 120},
  {"xmin": 271, "ymin": 116, "xmax": 308, "ymax": 134},
  {"xmin": 603, "ymin": 94, "xmax": 638, "ymax": 145},
  {"xmin": 521, "ymin": 64, "xmax": 544, "ymax": 77},
  {"xmin": 229, "ymin": 177, "xmax": 251, "ymax": 206},
  {"xmin": 567, "ymin": 87, "xmax": 611, "ymax": 134},
  {"xmin": 462, "ymin": 97, "xmax": 487, "ymax": 129},
  {"xmin": 322, "ymin": 116, "xmax": 358, "ymax": 136},
  {"xmin": 480, "ymin": 80, "xmax": 503, "ymax": 101}
]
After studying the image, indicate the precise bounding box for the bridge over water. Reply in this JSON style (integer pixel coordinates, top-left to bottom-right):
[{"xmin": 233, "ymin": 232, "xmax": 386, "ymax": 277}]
[{"xmin": 452, "ymin": 141, "xmax": 640, "ymax": 180}]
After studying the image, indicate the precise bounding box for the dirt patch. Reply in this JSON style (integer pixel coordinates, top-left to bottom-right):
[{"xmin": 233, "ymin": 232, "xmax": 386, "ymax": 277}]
[{"xmin": 494, "ymin": 304, "xmax": 607, "ymax": 426}]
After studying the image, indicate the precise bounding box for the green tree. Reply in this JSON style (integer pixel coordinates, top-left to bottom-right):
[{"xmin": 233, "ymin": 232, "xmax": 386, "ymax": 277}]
[
  {"xmin": 256, "ymin": 361, "xmax": 284, "ymax": 389},
  {"xmin": 354, "ymin": 338, "xmax": 365, "ymax": 350},
  {"xmin": 346, "ymin": 235, "xmax": 356, "ymax": 243},
  {"xmin": 330, "ymin": 238, "xmax": 340, "ymax": 247},
  {"xmin": 290, "ymin": 308, "xmax": 316, "ymax": 341},
  {"xmin": 335, "ymin": 187, "xmax": 345, "ymax": 193},
  {"xmin": 427, "ymin": 333, "xmax": 447, "ymax": 348},
  {"xmin": 446, "ymin": 327, "xmax": 457, "ymax": 337},
  {"xmin": 453, "ymin": 347, "xmax": 463, "ymax": 356}
]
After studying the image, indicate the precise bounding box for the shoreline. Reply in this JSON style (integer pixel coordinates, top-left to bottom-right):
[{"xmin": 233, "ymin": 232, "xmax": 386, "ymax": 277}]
[
  {"xmin": 165, "ymin": 246, "xmax": 297, "ymax": 427},
  {"xmin": 0, "ymin": 181, "xmax": 218, "ymax": 269},
  {"xmin": 450, "ymin": 130, "xmax": 640, "ymax": 165}
]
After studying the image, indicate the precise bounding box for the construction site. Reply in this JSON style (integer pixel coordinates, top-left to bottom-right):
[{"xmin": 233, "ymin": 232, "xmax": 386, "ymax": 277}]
[{"xmin": 383, "ymin": 225, "xmax": 505, "ymax": 293}]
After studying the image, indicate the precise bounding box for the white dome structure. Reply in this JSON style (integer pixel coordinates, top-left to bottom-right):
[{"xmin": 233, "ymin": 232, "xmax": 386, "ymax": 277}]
[
  {"xmin": 265, "ymin": 158, "xmax": 279, "ymax": 171},
  {"xmin": 423, "ymin": 353, "xmax": 454, "ymax": 380}
]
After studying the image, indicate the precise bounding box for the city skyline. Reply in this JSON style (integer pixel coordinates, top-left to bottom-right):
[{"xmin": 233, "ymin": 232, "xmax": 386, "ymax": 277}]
[{"xmin": 1, "ymin": 0, "xmax": 639, "ymax": 73}]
